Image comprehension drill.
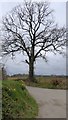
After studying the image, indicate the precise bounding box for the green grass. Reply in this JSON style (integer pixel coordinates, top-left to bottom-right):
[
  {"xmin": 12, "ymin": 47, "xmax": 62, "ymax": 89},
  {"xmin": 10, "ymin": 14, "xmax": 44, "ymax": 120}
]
[
  {"xmin": 0, "ymin": 80, "xmax": 2, "ymax": 88},
  {"xmin": 2, "ymin": 80, "xmax": 38, "ymax": 119}
]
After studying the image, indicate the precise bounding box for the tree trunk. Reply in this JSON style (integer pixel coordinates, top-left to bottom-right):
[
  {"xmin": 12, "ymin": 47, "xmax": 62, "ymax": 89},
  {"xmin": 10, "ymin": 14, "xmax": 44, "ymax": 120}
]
[
  {"xmin": 29, "ymin": 60, "xmax": 35, "ymax": 82},
  {"xmin": 28, "ymin": 44, "xmax": 35, "ymax": 82}
]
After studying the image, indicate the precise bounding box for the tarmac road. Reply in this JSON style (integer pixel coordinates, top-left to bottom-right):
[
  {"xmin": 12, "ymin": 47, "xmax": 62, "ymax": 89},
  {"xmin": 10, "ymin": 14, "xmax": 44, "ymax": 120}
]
[{"xmin": 26, "ymin": 86, "xmax": 66, "ymax": 118}]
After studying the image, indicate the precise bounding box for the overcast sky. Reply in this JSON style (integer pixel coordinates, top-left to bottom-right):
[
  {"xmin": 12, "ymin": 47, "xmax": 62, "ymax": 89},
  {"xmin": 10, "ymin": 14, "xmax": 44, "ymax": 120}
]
[{"xmin": 0, "ymin": 0, "xmax": 66, "ymax": 75}]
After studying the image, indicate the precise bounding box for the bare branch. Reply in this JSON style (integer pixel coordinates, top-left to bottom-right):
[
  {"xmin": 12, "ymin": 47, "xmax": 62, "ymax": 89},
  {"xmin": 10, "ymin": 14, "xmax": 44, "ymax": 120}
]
[{"xmin": 1, "ymin": 0, "xmax": 66, "ymax": 65}]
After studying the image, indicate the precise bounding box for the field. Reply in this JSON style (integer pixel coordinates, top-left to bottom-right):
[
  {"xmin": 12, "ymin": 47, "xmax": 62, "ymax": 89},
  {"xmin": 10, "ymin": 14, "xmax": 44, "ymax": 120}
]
[
  {"xmin": 7, "ymin": 75, "xmax": 67, "ymax": 89},
  {"xmin": 2, "ymin": 80, "xmax": 38, "ymax": 119}
]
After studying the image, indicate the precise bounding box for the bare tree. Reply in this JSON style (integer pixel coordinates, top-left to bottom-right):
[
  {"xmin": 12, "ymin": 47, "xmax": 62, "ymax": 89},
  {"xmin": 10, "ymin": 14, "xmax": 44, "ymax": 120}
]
[{"xmin": 2, "ymin": 1, "xmax": 66, "ymax": 82}]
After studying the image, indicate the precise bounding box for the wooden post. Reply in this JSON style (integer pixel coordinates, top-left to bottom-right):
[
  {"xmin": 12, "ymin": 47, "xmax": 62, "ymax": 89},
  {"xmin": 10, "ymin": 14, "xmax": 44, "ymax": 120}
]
[{"xmin": 0, "ymin": 68, "xmax": 2, "ymax": 80}]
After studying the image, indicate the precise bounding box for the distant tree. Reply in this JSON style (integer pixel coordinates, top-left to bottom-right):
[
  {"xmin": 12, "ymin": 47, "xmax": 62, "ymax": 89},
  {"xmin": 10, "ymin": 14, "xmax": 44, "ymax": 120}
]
[{"xmin": 2, "ymin": 1, "xmax": 66, "ymax": 82}]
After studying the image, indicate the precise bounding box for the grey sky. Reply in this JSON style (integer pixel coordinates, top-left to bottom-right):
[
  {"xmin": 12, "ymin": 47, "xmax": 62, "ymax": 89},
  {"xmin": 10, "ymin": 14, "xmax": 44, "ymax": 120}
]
[{"xmin": 0, "ymin": 1, "xmax": 66, "ymax": 75}]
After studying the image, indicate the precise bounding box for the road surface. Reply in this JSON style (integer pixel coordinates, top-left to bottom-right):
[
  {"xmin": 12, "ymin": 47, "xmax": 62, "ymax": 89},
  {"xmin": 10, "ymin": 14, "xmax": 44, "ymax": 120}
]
[{"xmin": 26, "ymin": 86, "xmax": 66, "ymax": 118}]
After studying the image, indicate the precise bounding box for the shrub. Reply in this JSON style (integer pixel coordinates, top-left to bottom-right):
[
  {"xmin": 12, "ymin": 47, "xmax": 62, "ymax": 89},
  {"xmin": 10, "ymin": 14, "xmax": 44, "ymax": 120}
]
[{"xmin": 51, "ymin": 79, "xmax": 62, "ymax": 87}]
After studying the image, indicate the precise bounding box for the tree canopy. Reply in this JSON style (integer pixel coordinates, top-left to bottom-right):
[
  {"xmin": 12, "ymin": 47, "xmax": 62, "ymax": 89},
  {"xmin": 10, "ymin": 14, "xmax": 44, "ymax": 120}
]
[{"xmin": 1, "ymin": 1, "xmax": 66, "ymax": 81}]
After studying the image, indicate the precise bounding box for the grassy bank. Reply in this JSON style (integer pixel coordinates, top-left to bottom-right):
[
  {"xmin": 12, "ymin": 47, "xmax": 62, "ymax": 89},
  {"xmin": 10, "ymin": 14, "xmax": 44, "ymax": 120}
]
[{"xmin": 2, "ymin": 80, "xmax": 38, "ymax": 119}]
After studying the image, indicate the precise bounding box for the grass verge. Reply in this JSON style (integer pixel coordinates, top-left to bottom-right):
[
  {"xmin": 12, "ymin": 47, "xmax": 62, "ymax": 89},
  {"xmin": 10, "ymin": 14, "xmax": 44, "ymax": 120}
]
[{"xmin": 2, "ymin": 80, "xmax": 38, "ymax": 119}]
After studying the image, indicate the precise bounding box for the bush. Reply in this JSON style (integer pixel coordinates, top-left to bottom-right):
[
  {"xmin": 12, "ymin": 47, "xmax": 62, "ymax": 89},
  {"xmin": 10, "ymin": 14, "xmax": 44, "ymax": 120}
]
[{"xmin": 51, "ymin": 79, "xmax": 62, "ymax": 87}]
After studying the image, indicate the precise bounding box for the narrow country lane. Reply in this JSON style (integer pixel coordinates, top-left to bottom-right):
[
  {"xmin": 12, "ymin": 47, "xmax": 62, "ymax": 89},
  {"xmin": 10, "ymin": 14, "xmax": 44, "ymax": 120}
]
[{"xmin": 26, "ymin": 86, "xmax": 66, "ymax": 118}]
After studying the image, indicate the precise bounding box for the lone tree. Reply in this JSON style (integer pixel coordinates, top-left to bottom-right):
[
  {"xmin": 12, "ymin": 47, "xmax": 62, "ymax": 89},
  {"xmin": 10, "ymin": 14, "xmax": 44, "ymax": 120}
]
[{"xmin": 2, "ymin": 1, "xmax": 66, "ymax": 82}]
